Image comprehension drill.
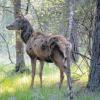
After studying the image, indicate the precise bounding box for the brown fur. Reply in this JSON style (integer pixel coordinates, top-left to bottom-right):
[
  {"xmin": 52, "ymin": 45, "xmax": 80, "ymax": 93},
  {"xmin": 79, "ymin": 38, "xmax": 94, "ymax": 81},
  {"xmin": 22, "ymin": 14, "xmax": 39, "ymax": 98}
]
[
  {"xmin": 26, "ymin": 31, "xmax": 72, "ymax": 88},
  {"xmin": 6, "ymin": 17, "xmax": 73, "ymax": 99}
]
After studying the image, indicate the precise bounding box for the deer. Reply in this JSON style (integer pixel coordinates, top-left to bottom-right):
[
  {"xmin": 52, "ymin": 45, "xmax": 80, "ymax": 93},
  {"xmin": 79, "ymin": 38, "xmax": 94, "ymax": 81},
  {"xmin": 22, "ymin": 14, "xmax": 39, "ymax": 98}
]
[{"xmin": 6, "ymin": 15, "xmax": 73, "ymax": 100}]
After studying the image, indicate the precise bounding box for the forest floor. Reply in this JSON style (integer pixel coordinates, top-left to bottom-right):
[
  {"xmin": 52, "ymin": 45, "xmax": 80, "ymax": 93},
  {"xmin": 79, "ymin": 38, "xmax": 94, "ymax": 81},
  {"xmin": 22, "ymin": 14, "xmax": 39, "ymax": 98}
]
[{"xmin": 0, "ymin": 63, "xmax": 100, "ymax": 100}]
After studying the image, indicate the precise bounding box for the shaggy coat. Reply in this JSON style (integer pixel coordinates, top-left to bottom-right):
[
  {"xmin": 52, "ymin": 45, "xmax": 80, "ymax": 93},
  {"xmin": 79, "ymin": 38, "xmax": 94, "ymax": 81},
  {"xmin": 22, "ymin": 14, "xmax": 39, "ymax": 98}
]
[{"xmin": 6, "ymin": 16, "xmax": 73, "ymax": 99}]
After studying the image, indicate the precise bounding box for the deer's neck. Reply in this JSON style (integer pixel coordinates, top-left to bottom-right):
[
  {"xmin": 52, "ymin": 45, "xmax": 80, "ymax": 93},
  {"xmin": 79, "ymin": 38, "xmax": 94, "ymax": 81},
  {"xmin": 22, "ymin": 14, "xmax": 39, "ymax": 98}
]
[{"xmin": 21, "ymin": 23, "xmax": 34, "ymax": 43}]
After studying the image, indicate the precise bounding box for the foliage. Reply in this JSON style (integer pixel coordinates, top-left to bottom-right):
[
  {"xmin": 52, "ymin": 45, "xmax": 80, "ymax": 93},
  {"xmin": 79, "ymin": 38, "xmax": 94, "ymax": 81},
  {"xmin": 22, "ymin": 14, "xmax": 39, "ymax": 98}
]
[
  {"xmin": 0, "ymin": 0, "xmax": 95, "ymax": 64},
  {"xmin": 0, "ymin": 0, "xmax": 98, "ymax": 99},
  {"xmin": 0, "ymin": 62, "xmax": 90, "ymax": 100}
]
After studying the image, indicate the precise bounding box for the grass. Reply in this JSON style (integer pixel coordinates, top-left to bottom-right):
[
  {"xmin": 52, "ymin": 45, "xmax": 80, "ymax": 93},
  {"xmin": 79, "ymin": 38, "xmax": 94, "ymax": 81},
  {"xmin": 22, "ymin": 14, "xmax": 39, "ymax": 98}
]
[{"xmin": 0, "ymin": 62, "xmax": 100, "ymax": 100}]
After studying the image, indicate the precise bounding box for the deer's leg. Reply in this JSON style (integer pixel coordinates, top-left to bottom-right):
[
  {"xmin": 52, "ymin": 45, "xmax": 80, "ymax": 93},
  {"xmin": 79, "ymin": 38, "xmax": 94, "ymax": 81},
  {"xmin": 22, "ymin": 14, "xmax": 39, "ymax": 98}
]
[
  {"xmin": 59, "ymin": 69, "xmax": 64, "ymax": 89},
  {"xmin": 30, "ymin": 58, "xmax": 36, "ymax": 88},
  {"xmin": 39, "ymin": 61, "xmax": 44, "ymax": 88}
]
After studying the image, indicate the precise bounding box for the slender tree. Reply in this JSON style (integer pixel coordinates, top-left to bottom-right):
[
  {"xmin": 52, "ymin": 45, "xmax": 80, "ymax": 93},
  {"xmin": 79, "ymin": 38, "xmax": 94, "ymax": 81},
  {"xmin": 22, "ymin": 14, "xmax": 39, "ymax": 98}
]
[
  {"xmin": 64, "ymin": 0, "xmax": 78, "ymax": 99},
  {"xmin": 13, "ymin": 0, "xmax": 26, "ymax": 72},
  {"xmin": 65, "ymin": 0, "xmax": 79, "ymax": 62},
  {"xmin": 87, "ymin": 0, "xmax": 100, "ymax": 91}
]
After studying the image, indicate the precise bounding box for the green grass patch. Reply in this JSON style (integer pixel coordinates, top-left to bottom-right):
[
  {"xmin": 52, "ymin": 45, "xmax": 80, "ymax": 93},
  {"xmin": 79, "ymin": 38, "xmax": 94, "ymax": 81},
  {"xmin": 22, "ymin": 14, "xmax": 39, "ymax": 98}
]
[{"xmin": 0, "ymin": 61, "xmax": 99, "ymax": 100}]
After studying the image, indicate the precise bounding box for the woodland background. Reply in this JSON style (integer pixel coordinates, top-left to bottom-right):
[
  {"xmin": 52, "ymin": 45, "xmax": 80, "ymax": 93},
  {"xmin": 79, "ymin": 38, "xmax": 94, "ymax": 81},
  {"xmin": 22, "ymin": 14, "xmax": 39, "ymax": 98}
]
[{"xmin": 0, "ymin": 0, "xmax": 99, "ymax": 100}]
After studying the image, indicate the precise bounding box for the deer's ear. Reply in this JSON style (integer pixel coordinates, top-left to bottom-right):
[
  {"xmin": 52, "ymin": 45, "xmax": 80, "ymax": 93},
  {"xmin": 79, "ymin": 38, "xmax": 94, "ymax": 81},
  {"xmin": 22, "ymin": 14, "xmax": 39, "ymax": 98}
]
[
  {"xmin": 24, "ymin": 14, "xmax": 33, "ymax": 20},
  {"xmin": 18, "ymin": 12, "xmax": 24, "ymax": 19}
]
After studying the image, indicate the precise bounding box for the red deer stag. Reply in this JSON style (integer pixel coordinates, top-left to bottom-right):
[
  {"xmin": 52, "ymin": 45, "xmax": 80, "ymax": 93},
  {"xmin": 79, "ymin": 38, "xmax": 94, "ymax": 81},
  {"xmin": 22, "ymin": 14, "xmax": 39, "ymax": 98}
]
[{"xmin": 6, "ymin": 15, "xmax": 73, "ymax": 99}]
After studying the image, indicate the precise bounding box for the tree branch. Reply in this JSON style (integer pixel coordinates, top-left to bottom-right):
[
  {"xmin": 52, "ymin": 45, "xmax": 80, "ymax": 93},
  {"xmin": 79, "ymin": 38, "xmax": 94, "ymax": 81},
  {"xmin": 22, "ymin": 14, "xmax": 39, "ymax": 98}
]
[
  {"xmin": 72, "ymin": 51, "xmax": 92, "ymax": 61},
  {"xmin": 0, "ymin": 33, "xmax": 14, "ymax": 64}
]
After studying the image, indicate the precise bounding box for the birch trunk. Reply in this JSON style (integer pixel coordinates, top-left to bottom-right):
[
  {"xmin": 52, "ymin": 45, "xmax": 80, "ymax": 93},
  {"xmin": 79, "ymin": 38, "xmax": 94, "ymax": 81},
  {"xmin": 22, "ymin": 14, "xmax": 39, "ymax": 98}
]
[{"xmin": 65, "ymin": 0, "xmax": 79, "ymax": 62}]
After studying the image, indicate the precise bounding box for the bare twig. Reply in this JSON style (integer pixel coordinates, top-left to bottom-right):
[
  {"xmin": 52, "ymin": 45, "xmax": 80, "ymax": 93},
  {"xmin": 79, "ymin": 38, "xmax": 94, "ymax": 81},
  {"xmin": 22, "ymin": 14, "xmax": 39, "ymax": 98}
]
[
  {"xmin": 72, "ymin": 51, "xmax": 92, "ymax": 61},
  {"xmin": 0, "ymin": 4, "xmax": 14, "ymax": 14},
  {"xmin": 74, "ymin": 62, "xmax": 84, "ymax": 74},
  {"xmin": 0, "ymin": 33, "xmax": 14, "ymax": 64},
  {"xmin": 30, "ymin": 4, "xmax": 43, "ymax": 32}
]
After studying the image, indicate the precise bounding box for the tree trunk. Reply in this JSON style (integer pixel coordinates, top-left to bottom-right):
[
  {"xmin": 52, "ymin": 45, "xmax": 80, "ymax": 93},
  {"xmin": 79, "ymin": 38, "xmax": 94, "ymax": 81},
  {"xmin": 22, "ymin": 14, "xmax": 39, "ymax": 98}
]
[
  {"xmin": 13, "ymin": 0, "xmax": 26, "ymax": 72},
  {"xmin": 65, "ymin": 0, "xmax": 79, "ymax": 62},
  {"xmin": 66, "ymin": 0, "xmax": 75, "ymax": 38},
  {"xmin": 87, "ymin": 0, "xmax": 100, "ymax": 91},
  {"xmin": 64, "ymin": 0, "xmax": 78, "ymax": 99},
  {"xmin": 70, "ymin": 20, "xmax": 79, "ymax": 62}
]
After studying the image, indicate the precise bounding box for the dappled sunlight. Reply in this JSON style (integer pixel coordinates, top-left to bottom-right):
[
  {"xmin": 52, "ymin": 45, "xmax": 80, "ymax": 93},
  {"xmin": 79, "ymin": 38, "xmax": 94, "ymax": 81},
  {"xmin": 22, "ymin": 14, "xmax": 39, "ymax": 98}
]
[
  {"xmin": 0, "ymin": 86, "xmax": 15, "ymax": 94},
  {"xmin": 0, "ymin": 74, "xmax": 30, "ymax": 95},
  {"xmin": 0, "ymin": 64, "xmax": 89, "ymax": 95},
  {"xmin": 43, "ymin": 73, "xmax": 60, "ymax": 85},
  {"xmin": 0, "ymin": 0, "xmax": 97, "ymax": 99},
  {"xmin": 0, "ymin": 69, "xmax": 96, "ymax": 100},
  {"xmin": 15, "ymin": 75, "xmax": 31, "ymax": 87},
  {"xmin": 0, "ymin": 61, "xmax": 89, "ymax": 100},
  {"xmin": 0, "ymin": 72, "xmax": 62, "ymax": 95}
]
